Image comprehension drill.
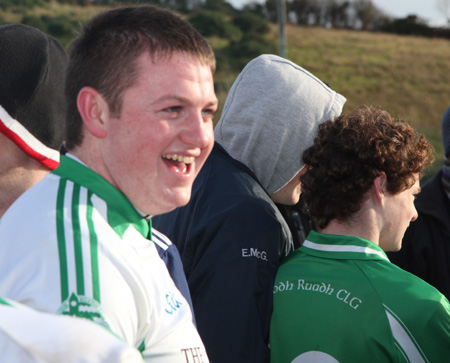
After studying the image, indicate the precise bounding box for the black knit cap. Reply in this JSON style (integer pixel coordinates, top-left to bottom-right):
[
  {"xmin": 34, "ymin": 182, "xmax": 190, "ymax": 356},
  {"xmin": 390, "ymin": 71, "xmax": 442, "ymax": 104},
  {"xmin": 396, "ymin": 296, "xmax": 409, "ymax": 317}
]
[{"xmin": 0, "ymin": 24, "xmax": 67, "ymax": 169}]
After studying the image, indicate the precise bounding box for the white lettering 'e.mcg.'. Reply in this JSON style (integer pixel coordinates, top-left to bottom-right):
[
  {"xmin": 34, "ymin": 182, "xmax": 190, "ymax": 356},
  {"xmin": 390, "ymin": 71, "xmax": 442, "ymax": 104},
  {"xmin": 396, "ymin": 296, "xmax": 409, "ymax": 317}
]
[{"xmin": 242, "ymin": 248, "xmax": 268, "ymax": 261}]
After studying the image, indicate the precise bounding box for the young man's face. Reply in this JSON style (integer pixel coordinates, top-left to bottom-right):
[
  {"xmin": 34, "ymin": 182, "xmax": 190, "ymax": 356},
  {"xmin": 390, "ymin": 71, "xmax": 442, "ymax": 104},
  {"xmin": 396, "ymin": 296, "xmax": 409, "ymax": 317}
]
[
  {"xmin": 379, "ymin": 174, "xmax": 420, "ymax": 252},
  {"xmin": 270, "ymin": 168, "xmax": 305, "ymax": 206},
  {"xmin": 100, "ymin": 52, "xmax": 217, "ymax": 216}
]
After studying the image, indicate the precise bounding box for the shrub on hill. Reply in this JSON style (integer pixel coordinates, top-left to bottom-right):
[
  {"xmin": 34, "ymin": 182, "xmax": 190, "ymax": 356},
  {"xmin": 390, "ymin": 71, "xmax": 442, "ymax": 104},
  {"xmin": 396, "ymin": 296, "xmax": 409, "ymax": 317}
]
[
  {"xmin": 21, "ymin": 14, "xmax": 78, "ymax": 45},
  {"xmin": 0, "ymin": 0, "xmax": 45, "ymax": 10},
  {"xmin": 380, "ymin": 15, "xmax": 434, "ymax": 37},
  {"xmin": 232, "ymin": 11, "xmax": 270, "ymax": 35},
  {"xmin": 223, "ymin": 33, "xmax": 276, "ymax": 71},
  {"xmin": 188, "ymin": 8, "xmax": 276, "ymax": 72},
  {"xmin": 189, "ymin": 10, "xmax": 242, "ymax": 41},
  {"xmin": 21, "ymin": 15, "xmax": 47, "ymax": 31}
]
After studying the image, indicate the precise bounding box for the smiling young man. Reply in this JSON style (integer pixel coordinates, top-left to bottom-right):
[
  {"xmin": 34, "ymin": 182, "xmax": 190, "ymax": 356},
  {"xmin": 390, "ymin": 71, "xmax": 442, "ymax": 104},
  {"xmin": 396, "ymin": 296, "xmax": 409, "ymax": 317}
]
[
  {"xmin": 72, "ymin": 50, "xmax": 215, "ymax": 215},
  {"xmin": 270, "ymin": 106, "xmax": 450, "ymax": 362},
  {"xmin": 0, "ymin": 6, "xmax": 216, "ymax": 362}
]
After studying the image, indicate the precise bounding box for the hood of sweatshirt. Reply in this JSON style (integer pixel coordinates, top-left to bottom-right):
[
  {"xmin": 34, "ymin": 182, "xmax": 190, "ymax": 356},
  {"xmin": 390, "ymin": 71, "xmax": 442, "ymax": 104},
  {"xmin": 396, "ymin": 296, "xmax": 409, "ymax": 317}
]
[{"xmin": 214, "ymin": 54, "xmax": 346, "ymax": 195}]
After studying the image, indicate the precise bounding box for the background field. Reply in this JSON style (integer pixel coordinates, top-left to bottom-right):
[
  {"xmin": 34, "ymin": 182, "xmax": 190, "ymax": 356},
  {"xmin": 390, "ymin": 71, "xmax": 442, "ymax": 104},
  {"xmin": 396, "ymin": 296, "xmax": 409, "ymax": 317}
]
[
  {"xmin": 2, "ymin": 2, "xmax": 449, "ymax": 180},
  {"xmin": 214, "ymin": 24, "xmax": 450, "ymax": 180}
]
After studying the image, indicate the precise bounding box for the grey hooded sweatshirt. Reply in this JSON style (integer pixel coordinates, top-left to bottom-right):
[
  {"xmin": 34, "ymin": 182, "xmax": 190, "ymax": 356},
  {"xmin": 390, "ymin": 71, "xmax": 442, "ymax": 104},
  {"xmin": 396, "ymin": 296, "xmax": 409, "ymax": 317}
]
[{"xmin": 215, "ymin": 54, "xmax": 346, "ymax": 195}]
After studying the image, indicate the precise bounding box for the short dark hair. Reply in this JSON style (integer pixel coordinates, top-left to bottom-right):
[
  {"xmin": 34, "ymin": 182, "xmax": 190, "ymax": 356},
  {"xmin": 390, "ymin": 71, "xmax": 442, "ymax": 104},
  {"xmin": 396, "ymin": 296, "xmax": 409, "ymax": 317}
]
[
  {"xmin": 65, "ymin": 5, "xmax": 216, "ymax": 149},
  {"xmin": 300, "ymin": 105, "xmax": 434, "ymax": 229}
]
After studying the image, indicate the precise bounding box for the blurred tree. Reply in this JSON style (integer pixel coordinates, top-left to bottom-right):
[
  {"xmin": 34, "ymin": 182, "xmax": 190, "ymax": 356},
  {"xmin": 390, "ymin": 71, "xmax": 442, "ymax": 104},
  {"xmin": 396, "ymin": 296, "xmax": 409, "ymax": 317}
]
[
  {"xmin": 0, "ymin": 0, "xmax": 45, "ymax": 9},
  {"xmin": 21, "ymin": 14, "xmax": 48, "ymax": 32},
  {"xmin": 204, "ymin": 0, "xmax": 235, "ymax": 13},
  {"xmin": 232, "ymin": 11, "xmax": 270, "ymax": 34},
  {"xmin": 45, "ymin": 15, "xmax": 76, "ymax": 38},
  {"xmin": 264, "ymin": 0, "xmax": 277, "ymax": 22},
  {"xmin": 189, "ymin": 9, "xmax": 242, "ymax": 40},
  {"xmin": 243, "ymin": 1, "xmax": 265, "ymax": 16},
  {"xmin": 225, "ymin": 33, "xmax": 276, "ymax": 69},
  {"xmin": 353, "ymin": 0, "xmax": 382, "ymax": 30},
  {"xmin": 289, "ymin": 0, "xmax": 315, "ymax": 25},
  {"xmin": 327, "ymin": 0, "xmax": 350, "ymax": 28},
  {"xmin": 380, "ymin": 15, "xmax": 433, "ymax": 37}
]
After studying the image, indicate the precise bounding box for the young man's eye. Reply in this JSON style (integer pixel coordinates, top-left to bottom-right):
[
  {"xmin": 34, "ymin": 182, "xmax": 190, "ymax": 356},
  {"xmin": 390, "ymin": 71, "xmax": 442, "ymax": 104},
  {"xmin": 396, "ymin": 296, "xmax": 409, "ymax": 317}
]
[
  {"xmin": 201, "ymin": 108, "xmax": 215, "ymax": 118},
  {"xmin": 165, "ymin": 106, "xmax": 182, "ymax": 113}
]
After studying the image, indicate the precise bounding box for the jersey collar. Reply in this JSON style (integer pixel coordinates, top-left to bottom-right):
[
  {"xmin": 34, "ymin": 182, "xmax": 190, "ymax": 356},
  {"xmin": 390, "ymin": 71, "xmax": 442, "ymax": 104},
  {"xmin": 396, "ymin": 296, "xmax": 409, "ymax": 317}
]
[
  {"xmin": 301, "ymin": 230, "xmax": 389, "ymax": 262},
  {"xmin": 52, "ymin": 155, "xmax": 149, "ymax": 238}
]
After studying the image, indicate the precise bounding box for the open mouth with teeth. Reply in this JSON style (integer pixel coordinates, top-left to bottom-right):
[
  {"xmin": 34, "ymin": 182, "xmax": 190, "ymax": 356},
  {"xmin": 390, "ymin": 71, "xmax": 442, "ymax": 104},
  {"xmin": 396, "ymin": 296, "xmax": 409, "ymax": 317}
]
[{"xmin": 162, "ymin": 153, "xmax": 195, "ymax": 174}]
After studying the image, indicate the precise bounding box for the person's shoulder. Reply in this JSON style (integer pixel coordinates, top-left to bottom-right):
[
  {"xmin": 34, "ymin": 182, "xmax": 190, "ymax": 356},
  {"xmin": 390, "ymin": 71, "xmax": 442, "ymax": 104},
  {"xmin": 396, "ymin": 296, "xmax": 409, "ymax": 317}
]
[
  {"xmin": 190, "ymin": 160, "xmax": 275, "ymax": 218},
  {"xmin": 151, "ymin": 228, "xmax": 173, "ymax": 252},
  {"xmin": 203, "ymin": 143, "xmax": 266, "ymax": 194},
  {"xmin": 8, "ymin": 171, "xmax": 58, "ymax": 206},
  {"xmin": 0, "ymin": 174, "xmax": 59, "ymax": 235},
  {"xmin": 385, "ymin": 262, "xmax": 446, "ymax": 303},
  {"xmin": 277, "ymin": 248, "xmax": 305, "ymax": 270},
  {"xmin": 387, "ymin": 266, "xmax": 450, "ymax": 334},
  {"xmin": 0, "ymin": 299, "xmax": 143, "ymax": 363},
  {"xmin": 414, "ymin": 171, "xmax": 445, "ymax": 209}
]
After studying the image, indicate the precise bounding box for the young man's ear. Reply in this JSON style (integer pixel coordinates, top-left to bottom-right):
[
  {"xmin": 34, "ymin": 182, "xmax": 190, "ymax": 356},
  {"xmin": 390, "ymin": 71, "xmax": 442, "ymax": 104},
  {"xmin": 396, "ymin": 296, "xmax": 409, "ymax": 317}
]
[
  {"xmin": 77, "ymin": 87, "xmax": 109, "ymax": 139},
  {"xmin": 373, "ymin": 173, "xmax": 387, "ymax": 206}
]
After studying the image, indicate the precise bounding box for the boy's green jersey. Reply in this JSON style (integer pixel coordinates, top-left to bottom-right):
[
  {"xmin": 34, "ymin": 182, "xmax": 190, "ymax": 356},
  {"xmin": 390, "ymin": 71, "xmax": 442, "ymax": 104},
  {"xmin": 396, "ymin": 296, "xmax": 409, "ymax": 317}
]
[{"xmin": 270, "ymin": 230, "xmax": 450, "ymax": 362}]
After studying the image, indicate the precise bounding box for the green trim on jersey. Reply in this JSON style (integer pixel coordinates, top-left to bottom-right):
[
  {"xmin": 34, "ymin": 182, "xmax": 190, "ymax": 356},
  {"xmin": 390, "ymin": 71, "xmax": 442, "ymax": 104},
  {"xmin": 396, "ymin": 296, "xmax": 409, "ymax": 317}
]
[
  {"xmin": 52, "ymin": 156, "xmax": 150, "ymax": 329},
  {"xmin": 52, "ymin": 155, "xmax": 149, "ymax": 238},
  {"xmin": 0, "ymin": 297, "xmax": 12, "ymax": 307},
  {"xmin": 138, "ymin": 340, "xmax": 145, "ymax": 353},
  {"xmin": 87, "ymin": 190, "xmax": 101, "ymax": 302},
  {"xmin": 56, "ymin": 178, "xmax": 69, "ymax": 301},
  {"xmin": 72, "ymin": 183, "xmax": 85, "ymax": 295},
  {"xmin": 56, "ymin": 177, "xmax": 100, "ymax": 305}
]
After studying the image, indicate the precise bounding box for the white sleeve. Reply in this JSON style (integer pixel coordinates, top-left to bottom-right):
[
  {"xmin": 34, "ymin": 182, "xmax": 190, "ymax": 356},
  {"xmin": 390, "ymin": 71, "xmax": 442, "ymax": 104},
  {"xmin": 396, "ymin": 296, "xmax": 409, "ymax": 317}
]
[{"xmin": 0, "ymin": 301, "xmax": 143, "ymax": 363}]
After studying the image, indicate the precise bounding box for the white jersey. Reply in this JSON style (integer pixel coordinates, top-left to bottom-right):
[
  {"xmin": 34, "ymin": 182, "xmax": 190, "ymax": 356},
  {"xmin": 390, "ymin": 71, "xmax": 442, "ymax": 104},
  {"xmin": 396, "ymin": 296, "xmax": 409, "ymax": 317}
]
[
  {"xmin": 0, "ymin": 297, "xmax": 142, "ymax": 362},
  {"xmin": 0, "ymin": 155, "xmax": 208, "ymax": 362}
]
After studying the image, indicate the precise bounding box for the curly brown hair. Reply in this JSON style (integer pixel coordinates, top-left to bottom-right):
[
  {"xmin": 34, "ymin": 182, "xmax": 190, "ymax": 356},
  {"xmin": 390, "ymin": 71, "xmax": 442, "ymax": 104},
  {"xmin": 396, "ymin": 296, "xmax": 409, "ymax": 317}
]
[{"xmin": 300, "ymin": 105, "xmax": 434, "ymax": 229}]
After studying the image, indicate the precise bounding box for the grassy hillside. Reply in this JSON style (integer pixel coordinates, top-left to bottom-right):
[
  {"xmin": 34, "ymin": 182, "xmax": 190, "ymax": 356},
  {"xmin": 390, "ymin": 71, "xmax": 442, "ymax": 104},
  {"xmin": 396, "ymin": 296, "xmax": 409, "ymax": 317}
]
[
  {"xmin": 2, "ymin": 3, "xmax": 448, "ymax": 179},
  {"xmin": 215, "ymin": 24, "xmax": 450, "ymax": 180},
  {"xmin": 288, "ymin": 26, "xmax": 450, "ymax": 179}
]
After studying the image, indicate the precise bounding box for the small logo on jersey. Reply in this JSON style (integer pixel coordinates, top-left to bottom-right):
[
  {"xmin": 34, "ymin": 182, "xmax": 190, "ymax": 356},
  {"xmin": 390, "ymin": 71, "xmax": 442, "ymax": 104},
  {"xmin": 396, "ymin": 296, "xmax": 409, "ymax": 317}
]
[
  {"xmin": 165, "ymin": 290, "xmax": 183, "ymax": 314},
  {"xmin": 57, "ymin": 292, "xmax": 110, "ymax": 329}
]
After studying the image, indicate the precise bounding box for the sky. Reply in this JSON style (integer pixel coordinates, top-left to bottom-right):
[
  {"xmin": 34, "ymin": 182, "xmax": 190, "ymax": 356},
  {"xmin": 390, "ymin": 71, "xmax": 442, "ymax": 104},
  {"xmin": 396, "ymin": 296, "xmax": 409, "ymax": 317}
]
[
  {"xmin": 227, "ymin": 0, "xmax": 449, "ymax": 27},
  {"xmin": 372, "ymin": 0, "xmax": 447, "ymax": 26}
]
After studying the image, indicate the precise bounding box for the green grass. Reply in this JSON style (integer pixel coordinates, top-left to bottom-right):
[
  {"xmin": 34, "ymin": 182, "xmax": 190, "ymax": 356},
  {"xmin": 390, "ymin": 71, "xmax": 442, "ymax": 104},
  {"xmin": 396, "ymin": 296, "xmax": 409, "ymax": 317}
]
[
  {"xmin": 215, "ymin": 24, "xmax": 450, "ymax": 181},
  {"xmin": 2, "ymin": 3, "xmax": 447, "ymax": 180}
]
